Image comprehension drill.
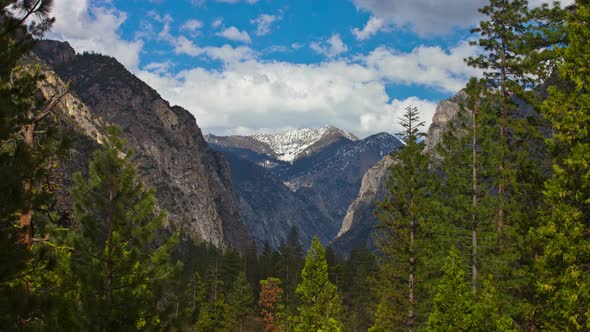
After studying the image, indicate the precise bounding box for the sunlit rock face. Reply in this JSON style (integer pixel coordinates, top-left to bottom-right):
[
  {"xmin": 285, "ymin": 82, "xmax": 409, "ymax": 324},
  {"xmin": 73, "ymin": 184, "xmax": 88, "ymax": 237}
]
[{"xmin": 34, "ymin": 40, "xmax": 254, "ymax": 251}]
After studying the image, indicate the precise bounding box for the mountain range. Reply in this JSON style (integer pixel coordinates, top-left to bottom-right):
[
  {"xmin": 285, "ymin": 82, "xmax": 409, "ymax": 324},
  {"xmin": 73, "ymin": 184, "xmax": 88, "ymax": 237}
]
[
  {"xmin": 32, "ymin": 39, "xmax": 473, "ymax": 255},
  {"xmin": 207, "ymin": 126, "xmax": 402, "ymax": 248}
]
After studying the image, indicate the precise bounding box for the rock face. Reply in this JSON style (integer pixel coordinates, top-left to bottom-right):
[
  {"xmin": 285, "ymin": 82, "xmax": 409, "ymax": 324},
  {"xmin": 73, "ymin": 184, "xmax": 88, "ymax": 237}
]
[
  {"xmin": 208, "ymin": 129, "xmax": 402, "ymax": 248},
  {"xmin": 331, "ymin": 155, "xmax": 396, "ymax": 256},
  {"xmin": 425, "ymin": 91, "xmax": 466, "ymax": 153},
  {"xmin": 34, "ymin": 41, "xmax": 253, "ymax": 251},
  {"xmin": 332, "ymin": 93, "xmax": 465, "ymax": 255}
]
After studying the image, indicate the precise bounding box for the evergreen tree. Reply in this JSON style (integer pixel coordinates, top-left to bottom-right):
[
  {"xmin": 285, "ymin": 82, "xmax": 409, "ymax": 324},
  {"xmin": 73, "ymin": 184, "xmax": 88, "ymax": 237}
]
[
  {"xmin": 0, "ymin": 1, "xmax": 75, "ymax": 329},
  {"xmin": 535, "ymin": 2, "xmax": 590, "ymax": 330},
  {"xmin": 342, "ymin": 247, "xmax": 377, "ymax": 332},
  {"xmin": 259, "ymin": 277, "xmax": 285, "ymax": 332},
  {"xmin": 427, "ymin": 247, "xmax": 474, "ymax": 332},
  {"xmin": 472, "ymin": 275, "xmax": 515, "ymax": 332},
  {"xmin": 293, "ymin": 236, "xmax": 343, "ymax": 332},
  {"xmin": 68, "ymin": 127, "xmax": 180, "ymax": 331},
  {"xmin": 275, "ymin": 225, "xmax": 305, "ymax": 314},
  {"xmin": 371, "ymin": 106, "xmax": 436, "ymax": 332},
  {"xmin": 227, "ymin": 271, "xmax": 254, "ymax": 332}
]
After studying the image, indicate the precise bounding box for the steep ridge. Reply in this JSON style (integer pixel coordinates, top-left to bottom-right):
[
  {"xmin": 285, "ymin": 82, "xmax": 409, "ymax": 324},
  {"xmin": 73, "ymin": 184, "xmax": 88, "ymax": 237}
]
[
  {"xmin": 331, "ymin": 155, "xmax": 397, "ymax": 256},
  {"xmin": 331, "ymin": 93, "xmax": 464, "ymax": 255},
  {"xmin": 34, "ymin": 40, "xmax": 254, "ymax": 251},
  {"xmin": 208, "ymin": 129, "xmax": 402, "ymax": 248},
  {"xmin": 223, "ymin": 153, "xmax": 332, "ymax": 248}
]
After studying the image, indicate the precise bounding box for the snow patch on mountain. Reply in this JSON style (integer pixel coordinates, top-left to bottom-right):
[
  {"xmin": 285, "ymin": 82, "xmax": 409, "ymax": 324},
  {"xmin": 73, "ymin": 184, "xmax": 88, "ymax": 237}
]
[{"xmin": 252, "ymin": 125, "xmax": 358, "ymax": 163}]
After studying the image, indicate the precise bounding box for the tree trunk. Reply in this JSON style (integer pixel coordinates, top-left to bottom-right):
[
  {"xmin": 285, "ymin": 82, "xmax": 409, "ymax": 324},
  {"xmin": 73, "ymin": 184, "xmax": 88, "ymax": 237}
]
[
  {"xmin": 408, "ymin": 195, "xmax": 415, "ymax": 332},
  {"xmin": 472, "ymin": 99, "xmax": 479, "ymax": 297},
  {"xmin": 19, "ymin": 123, "xmax": 35, "ymax": 250},
  {"xmin": 498, "ymin": 7, "xmax": 508, "ymax": 241},
  {"xmin": 106, "ymin": 176, "xmax": 115, "ymax": 332}
]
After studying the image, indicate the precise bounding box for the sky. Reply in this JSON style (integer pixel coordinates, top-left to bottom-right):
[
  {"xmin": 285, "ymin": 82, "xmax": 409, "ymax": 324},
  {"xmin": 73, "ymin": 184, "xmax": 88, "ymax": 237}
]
[{"xmin": 44, "ymin": 0, "xmax": 573, "ymax": 138}]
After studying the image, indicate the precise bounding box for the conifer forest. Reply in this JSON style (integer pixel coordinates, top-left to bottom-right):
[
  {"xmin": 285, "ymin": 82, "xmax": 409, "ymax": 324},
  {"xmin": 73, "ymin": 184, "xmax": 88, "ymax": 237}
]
[{"xmin": 1, "ymin": 0, "xmax": 590, "ymax": 331}]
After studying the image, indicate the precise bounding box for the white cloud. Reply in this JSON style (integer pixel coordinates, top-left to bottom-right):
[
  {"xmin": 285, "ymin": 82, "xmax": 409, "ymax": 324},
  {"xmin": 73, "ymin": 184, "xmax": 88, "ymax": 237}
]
[
  {"xmin": 48, "ymin": 0, "xmax": 143, "ymax": 69},
  {"xmin": 360, "ymin": 97, "xmax": 438, "ymax": 135},
  {"xmin": 291, "ymin": 42, "xmax": 304, "ymax": 50},
  {"xmin": 251, "ymin": 14, "xmax": 281, "ymax": 36},
  {"xmin": 211, "ymin": 18, "xmax": 223, "ymax": 28},
  {"xmin": 216, "ymin": 26, "xmax": 252, "ymax": 43},
  {"xmin": 352, "ymin": 0, "xmax": 486, "ymax": 36},
  {"xmin": 172, "ymin": 35, "xmax": 256, "ymax": 62},
  {"xmin": 181, "ymin": 19, "xmax": 204, "ymax": 36},
  {"xmin": 362, "ymin": 41, "xmax": 481, "ymax": 93},
  {"xmin": 143, "ymin": 61, "xmax": 174, "ymax": 74},
  {"xmin": 137, "ymin": 40, "xmax": 479, "ymax": 138},
  {"xmin": 529, "ymin": 0, "xmax": 574, "ymax": 8},
  {"xmin": 352, "ymin": 16, "xmax": 384, "ymax": 40},
  {"xmin": 310, "ymin": 34, "xmax": 349, "ymax": 58},
  {"xmin": 352, "ymin": 0, "xmax": 575, "ymax": 37}
]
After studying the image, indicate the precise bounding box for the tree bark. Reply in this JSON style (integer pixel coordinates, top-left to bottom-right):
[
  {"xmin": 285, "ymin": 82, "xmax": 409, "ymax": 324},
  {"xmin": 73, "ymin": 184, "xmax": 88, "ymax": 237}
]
[
  {"xmin": 472, "ymin": 98, "xmax": 479, "ymax": 297},
  {"xmin": 408, "ymin": 194, "xmax": 415, "ymax": 332}
]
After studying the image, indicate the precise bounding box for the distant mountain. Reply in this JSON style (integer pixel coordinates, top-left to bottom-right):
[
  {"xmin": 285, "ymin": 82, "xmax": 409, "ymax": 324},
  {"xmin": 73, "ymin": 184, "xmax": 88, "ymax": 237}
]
[
  {"xmin": 331, "ymin": 91, "xmax": 469, "ymax": 256},
  {"xmin": 34, "ymin": 40, "xmax": 255, "ymax": 251},
  {"xmin": 207, "ymin": 127, "xmax": 402, "ymax": 248}
]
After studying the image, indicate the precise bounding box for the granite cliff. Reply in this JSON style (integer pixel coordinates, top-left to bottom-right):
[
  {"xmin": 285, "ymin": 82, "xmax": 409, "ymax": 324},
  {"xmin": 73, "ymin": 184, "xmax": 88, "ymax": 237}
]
[{"xmin": 34, "ymin": 40, "xmax": 254, "ymax": 251}]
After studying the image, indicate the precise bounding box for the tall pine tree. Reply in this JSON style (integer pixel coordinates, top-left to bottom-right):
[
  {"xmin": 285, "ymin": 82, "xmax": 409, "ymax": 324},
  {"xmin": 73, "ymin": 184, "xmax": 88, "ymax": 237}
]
[
  {"xmin": 371, "ymin": 106, "xmax": 437, "ymax": 332},
  {"xmin": 535, "ymin": 1, "xmax": 590, "ymax": 329},
  {"xmin": 293, "ymin": 236, "xmax": 343, "ymax": 332},
  {"xmin": 68, "ymin": 126, "xmax": 180, "ymax": 331}
]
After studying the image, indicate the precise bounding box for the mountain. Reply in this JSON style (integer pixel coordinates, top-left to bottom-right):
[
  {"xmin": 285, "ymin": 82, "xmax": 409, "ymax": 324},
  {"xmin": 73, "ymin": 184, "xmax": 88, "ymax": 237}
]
[
  {"xmin": 330, "ymin": 155, "xmax": 397, "ymax": 256},
  {"xmin": 331, "ymin": 93, "xmax": 464, "ymax": 255},
  {"xmin": 34, "ymin": 40, "xmax": 254, "ymax": 251},
  {"xmin": 207, "ymin": 127, "xmax": 402, "ymax": 248}
]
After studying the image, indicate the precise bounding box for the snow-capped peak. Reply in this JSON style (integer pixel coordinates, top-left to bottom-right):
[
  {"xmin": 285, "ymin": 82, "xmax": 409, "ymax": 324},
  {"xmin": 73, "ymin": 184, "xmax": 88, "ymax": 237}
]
[{"xmin": 252, "ymin": 125, "xmax": 358, "ymax": 163}]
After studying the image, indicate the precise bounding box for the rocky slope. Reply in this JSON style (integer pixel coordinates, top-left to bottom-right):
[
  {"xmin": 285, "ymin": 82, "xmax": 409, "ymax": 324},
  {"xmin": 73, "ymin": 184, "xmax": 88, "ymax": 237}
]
[
  {"xmin": 330, "ymin": 155, "xmax": 397, "ymax": 256},
  {"xmin": 34, "ymin": 40, "xmax": 254, "ymax": 251},
  {"xmin": 208, "ymin": 128, "xmax": 402, "ymax": 248},
  {"xmin": 331, "ymin": 93, "xmax": 464, "ymax": 255}
]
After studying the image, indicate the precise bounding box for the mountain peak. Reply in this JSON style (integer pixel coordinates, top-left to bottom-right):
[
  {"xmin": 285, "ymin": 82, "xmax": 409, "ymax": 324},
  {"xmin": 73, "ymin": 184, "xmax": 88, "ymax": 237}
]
[{"xmin": 251, "ymin": 125, "xmax": 358, "ymax": 163}]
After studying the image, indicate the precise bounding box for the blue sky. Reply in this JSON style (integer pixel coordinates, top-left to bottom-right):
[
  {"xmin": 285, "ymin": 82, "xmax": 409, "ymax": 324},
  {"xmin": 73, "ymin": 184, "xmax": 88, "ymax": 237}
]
[{"xmin": 45, "ymin": 0, "xmax": 571, "ymax": 137}]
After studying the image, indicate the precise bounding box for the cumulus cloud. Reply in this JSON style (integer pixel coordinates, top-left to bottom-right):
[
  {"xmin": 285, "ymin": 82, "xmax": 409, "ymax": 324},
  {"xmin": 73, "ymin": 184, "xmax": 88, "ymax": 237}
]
[
  {"xmin": 251, "ymin": 14, "xmax": 281, "ymax": 36},
  {"xmin": 216, "ymin": 26, "xmax": 252, "ymax": 43},
  {"xmin": 352, "ymin": 0, "xmax": 486, "ymax": 36},
  {"xmin": 362, "ymin": 41, "xmax": 481, "ymax": 93},
  {"xmin": 352, "ymin": 0, "xmax": 575, "ymax": 37},
  {"xmin": 310, "ymin": 34, "xmax": 349, "ymax": 58},
  {"xmin": 47, "ymin": 0, "xmax": 143, "ymax": 69},
  {"xmin": 137, "ymin": 40, "xmax": 478, "ymax": 137},
  {"xmin": 181, "ymin": 19, "xmax": 204, "ymax": 36},
  {"xmin": 352, "ymin": 16, "xmax": 384, "ymax": 40}
]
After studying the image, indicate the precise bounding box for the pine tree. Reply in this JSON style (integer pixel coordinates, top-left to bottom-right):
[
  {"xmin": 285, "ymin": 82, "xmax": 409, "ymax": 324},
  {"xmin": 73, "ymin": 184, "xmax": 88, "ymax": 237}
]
[
  {"xmin": 275, "ymin": 225, "xmax": 305, "ymax": 313},
  {"xmin": 535, "ymin": 2, "xmax": 590, "ymax": 329},
  {"xmin": 427, "ymin": 247, "xmax": 474, "ymax": 332},
  {"xmin": 259, "ymin": 277, "xmax": 285, "ymax": 332},
  {"xmin": 293, "ymin": 237, "xmax": 343, "ymax": 332},
  {"xmin": 227, "ymin": 271, "xmax": 254, "ymax": 332},
  {"xmin": 466, "ymin": 0, "xmax": 530, "ymax": 244},
  {"xmin": 472, "ymin": 275, "xmax": 515, "ymax": 332},
  {"xmin": 0, "ymin": 1, "xmax": 74, "ymax": 328},
  {"xmin": 371, "ymin": 106, "xmax": 436, "ymax": 332},
  {"xmin": 68, "ymin": 126, "xmax": 181, "ymax": 331}
]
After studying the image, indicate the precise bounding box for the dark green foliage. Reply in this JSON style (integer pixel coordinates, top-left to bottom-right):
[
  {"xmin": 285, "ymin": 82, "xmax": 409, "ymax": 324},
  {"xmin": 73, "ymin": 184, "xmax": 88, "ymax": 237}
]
[
  {"xmin": 371, "ymin": 106, "xmax": 438, "ymax": 331},
  {"xmin": 68, "ymin": 127, "xmax": 181, "ymax": 330},
  {"xmin": 427, "ymin": 247, "xmax": 474, "ymax": 332},
  {"xmin": 293, "ymin": 237, "xmax": 343, "ymax": 332},
  {"xmin": 0, "ymin": 2, "xmax": 72, "ymax": 329},
  {"xmin": 227, "ymin": 271, "xmax": 255, "ymax": 331},
  {"xmin": 535, "ymin": 2, "xmax": 590, "ymax": 330},
  {"xmin": 274, "ymin": 226, "xmax": 305, "ymax": 313}
]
